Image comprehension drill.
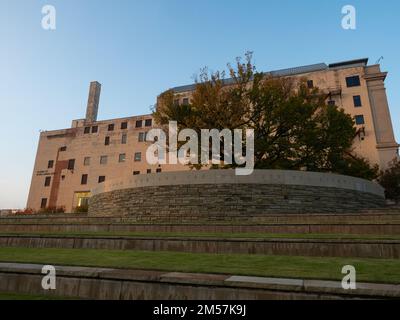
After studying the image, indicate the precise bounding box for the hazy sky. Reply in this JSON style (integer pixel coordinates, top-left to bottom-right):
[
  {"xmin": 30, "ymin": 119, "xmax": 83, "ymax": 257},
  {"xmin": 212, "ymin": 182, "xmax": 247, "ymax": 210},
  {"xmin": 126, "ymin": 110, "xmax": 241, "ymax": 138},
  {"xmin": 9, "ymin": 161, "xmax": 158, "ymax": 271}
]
[{"xmin": 0, "ymin": 0, "xmax": 399, "ymax": 208}]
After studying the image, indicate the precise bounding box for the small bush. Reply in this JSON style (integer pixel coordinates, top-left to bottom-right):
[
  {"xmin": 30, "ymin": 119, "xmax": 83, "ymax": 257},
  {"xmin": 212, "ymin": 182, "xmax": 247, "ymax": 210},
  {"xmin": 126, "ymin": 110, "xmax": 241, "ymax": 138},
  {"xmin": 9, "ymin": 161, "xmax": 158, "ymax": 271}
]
[
  {"xmin": 378, "ymin": 158, "xmax": 400, "ymax": 203},
  {"xmin": 38, "ymin": 206, "xmax": 66, "ymax": 214},
  {"xmin": 74, "ymin": 205, "xmax": 89, "ymax": 213}
]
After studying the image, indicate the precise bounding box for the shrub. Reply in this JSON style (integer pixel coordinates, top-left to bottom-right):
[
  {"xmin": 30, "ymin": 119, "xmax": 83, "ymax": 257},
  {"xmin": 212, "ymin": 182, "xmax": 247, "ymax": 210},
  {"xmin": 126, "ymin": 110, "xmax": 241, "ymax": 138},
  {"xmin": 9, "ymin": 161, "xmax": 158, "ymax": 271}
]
[
  {"xmin": 378, "ymin": 159, "xmax": 400, "ymax": 202},
  {"xmin": 74, "ymin": 205, "xmax": 89, "ymax": 213}
]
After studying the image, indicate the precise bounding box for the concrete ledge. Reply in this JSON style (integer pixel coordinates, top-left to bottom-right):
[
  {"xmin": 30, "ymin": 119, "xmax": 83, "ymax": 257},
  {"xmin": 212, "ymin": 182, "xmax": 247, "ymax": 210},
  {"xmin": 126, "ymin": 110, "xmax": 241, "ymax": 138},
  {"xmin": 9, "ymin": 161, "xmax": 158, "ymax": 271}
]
[
  {"xmin": 0, "ymin": 263, "xmax": 399, "ymax": 300},
  {"xmin": 1, "ymin": 235, "xmax": 399, "ymax": 258}
]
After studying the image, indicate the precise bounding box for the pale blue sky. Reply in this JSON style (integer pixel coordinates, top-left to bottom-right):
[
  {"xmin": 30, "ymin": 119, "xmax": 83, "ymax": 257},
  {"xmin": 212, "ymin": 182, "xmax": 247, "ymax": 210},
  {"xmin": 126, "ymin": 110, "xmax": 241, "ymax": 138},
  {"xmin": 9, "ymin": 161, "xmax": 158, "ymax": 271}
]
[{"xmin": 0, "ymin": 0, "xmax": 399, "ymax": 208}]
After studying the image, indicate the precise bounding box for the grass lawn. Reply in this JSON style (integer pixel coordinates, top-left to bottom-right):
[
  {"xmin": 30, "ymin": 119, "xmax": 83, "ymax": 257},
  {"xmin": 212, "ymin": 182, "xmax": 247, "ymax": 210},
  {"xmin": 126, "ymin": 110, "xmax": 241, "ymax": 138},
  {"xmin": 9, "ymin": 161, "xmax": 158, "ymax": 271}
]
[
  {"xmin": 0, "ymin": 247, "xmax": 399, "ymax": 284},
  {"xmin": 1, "ymin": 231, "xmax": 400, "ymax": 240}
]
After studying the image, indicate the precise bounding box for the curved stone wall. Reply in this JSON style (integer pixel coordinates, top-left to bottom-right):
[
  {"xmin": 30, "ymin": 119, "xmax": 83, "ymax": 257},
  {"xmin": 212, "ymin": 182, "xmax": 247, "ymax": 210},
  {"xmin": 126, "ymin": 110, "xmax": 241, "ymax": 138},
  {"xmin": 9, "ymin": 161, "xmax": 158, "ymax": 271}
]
[{"xmin": 88, "ymin": 170, "xmax": 385, "ymax": 218}]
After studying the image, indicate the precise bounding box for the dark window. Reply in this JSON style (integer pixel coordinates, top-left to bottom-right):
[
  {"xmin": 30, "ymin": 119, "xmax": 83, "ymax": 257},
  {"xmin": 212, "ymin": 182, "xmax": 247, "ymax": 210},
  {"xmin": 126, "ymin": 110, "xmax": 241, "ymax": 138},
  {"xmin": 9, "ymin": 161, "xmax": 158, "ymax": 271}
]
[
  {"xmin": 138, "ymin": 132, "xmax": 146, "ymax": 142},
  {"xmin": 174, "ymin": 99, "xmax": 180, "ymax": 106},
  {"xmin": 105, "ymin": 136, "xmax": 110, "ymax": 146},
  {"xmin": 60, "ymin": 146, "xmax": 67, "ymax": 152},
  {"xmin": 156, "ymin": 168, "xmax": 162, "ymax": 173},
  {"xmin": 108, "ymin": 124, "xmax": 115, "ymax": 131},
  {"xmin": 91, "ymin": 126, "xmax": 98, "ymax": 133},
  {"xmin": 121, "ymin": 122, "xmax": 128, "ymax": 130},
  {"xmin": 81, "ymin": 174, "xmax": 88, "ymax": 185},
  {"xmin": 40, "ymin": 198, "xmax": 47, "ymax": 209},
  {"xmin": 133, "ymin": 171, "xmax": 140, "ymax": 175},
  {"xmin": 355, "ymin": 115, "xmax": 365, "ymax": 125},
  {"xmin": 134, "ymin": 152, "xmax": 142, "ymax": 162},
  {"xmin": 61, "ymin": 175, "xmax": 65, "ymax": 181},
  {"xmin": 48, "ymin": 160, "xmax": 54, "ymax": 169},
  {"xmin": 135, "ymin": 120, "xmax": 143, "ymax": 128},
  {"xmin": 346, "ymin": 75, "xmax": 361, "ymax": 87},
  {"xmin": 67, "ymin": 159, "xmax": 75, "ymax": 170},
  {"xmin": 145, "ymin": 119, "xmax": 152, "ymax": 127},
  {"xmin": 147, "ymin": 169, "xmax": 152, "ymax": 174},
  {"xmin": 121, "ymin": 134, "xmax": 127, "ymax": 144},
  {"xmin": 182, "ymin": 98, "xmax": 189, "ymax": 105},
  {"xmin": 84, "ymin": 127, "xmax": 91, "ymax": 134},
  {"xmin": 98, "ymin": 176, "xmax": 106, "ymax": 183},
  {"xmin": 353, "ymin": 95, "xmax": 362, "ymax": 107},
  {"xmin": 328, "ymin": 100, "xmax": 336, "ymax": 106},
  {"xmin": 307, "ymin": 80, "xmax": 314, "ymax": 88},
  {"xmin": 119, "ymin": 153, "xmax": 126, "ymax": 163},
  {"xmin": 44, "ymin": 176, "xmax": 51, "ymax": 187}
]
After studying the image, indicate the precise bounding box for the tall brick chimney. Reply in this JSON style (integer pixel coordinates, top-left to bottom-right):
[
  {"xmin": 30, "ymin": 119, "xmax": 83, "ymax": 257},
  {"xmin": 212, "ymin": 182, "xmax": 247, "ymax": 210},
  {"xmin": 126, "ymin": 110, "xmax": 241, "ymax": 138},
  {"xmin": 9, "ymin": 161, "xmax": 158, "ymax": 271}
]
[{"xmin": 85, "ymin": 81, "xmax": 101, "ymax": 123}]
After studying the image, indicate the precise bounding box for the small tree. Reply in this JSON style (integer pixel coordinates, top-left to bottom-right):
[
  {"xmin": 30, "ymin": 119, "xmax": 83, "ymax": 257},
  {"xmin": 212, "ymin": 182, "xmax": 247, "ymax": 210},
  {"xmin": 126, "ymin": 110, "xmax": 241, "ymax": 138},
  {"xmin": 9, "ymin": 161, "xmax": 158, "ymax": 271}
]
[{"xmin": 378, "ymin": 159, "xmax": 400, "ymax": 202}]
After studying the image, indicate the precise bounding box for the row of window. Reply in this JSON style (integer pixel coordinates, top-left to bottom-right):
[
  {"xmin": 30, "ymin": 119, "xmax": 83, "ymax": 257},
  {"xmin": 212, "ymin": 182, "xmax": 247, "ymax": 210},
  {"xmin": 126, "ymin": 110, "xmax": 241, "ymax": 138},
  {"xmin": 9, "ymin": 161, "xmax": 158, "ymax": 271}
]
[
  {"xmin": 104, "ymin": 132, "xmax": 147, "ymax": 146},
  {"xmin": 307, "ymin": 75, "xmax": 361, "ymax": 90},
  {"xmin": 84, "ymin": 119, "xmax": 152, "ymax": 135}
]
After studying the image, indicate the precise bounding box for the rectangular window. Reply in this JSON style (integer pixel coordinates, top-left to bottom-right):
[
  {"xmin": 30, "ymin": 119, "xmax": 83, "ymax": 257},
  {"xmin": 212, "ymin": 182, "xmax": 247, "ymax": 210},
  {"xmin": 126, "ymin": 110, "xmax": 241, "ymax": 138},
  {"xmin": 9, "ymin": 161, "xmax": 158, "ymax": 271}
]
[
  {"xmin": 40, "ymin": 198, "xmax": 47, "ymax": 209},
  {"xmin": 147, "ymin": 169, "xmax": 152, "ymax": 174},
  {"xmin": 84, "ymin": 157, "xmax": 91, "ymax": 166},
  {"xmin": 105, "ymin": 136, "xmax": 110, "ymax": 146},
  {"xmin": 98, "ymin": 176, "xmax": 106, "ymax": 183},
  {"xmin": 353, "ymin": 95, "xmax": 362, "ymax": 107},
  {"xmin": 119, "ymin": 153, "xmax": 126, "ymax": 163},
  {"xmin": 134, "ymin": 152, "xmax": 142, "ymax": 162},
  {"xmin": 328, "ymin": 100, "xmax": 336, "ymax": 106},
  {"xmin": 135, "ymin": 120, "xmax": 143, "ymax": 128},
  {"xmin": 100, "ymin": 155, "xmax": 108, "ymax": 165},
  {"xmin": 84, "ymin": 127, "xmax": 90, "ymax": 134},
  {"xmin": 346, "ymin": 75, "xmax": 361, "ymax": 87},
  {"xmin": 108, "ymin": 124, "xmax": 115, "ymax": 131},
  {"xmin": 48, "ymin": 160, "xmax": 54, "ymax": 169},
  {"xmin": 156, "ymin": 168, "xmax": 162, "ymax": 173},
  {"xmin": 182, "ymin": 98, "xmax": 189, "ymax": 105},
  {"xmin": 121, "ymin": 134, "xmax": 127, "ymax": 144},
  {"xmin": 81, "ymin": 174, "xmax": 88, "ymax": 185},
  {"xmin": 91, "ymin": 126, "xmax": 98, "ymax": 133},
  {"xmin": 60, "ymin": 146, "xmax": 67, "ymax": 152},
  {"xmin": 355, "ymin": 115, "xmax": 365, "ymax": 125},
  {"xmin": 174, "ymin": 99, "xmax": 180, "ymax": 106},
  {"xmin": 307, "ymin": 80, "xmax": 314, "ymax": 88},
  {"xmin": 145, "ymin": 119, "xmax": 153, "ymax": 127},
  {"xmin": 138, "ymin": 132, "xmax": 147, "ymax": 142},
  {"xmin": 121, "ymin": 122, "xmax": 128, "ymax": 130},
  {"xmin": 67, "ymin": 159, "xmax": 75, "ymax": 170},
  {"xmin": 44, "ymin": 176, "xmax": 51, "ymax": 187},
  {"xmin": 133, "ymin": 171, "xmax": 140, "ymax": 175}
]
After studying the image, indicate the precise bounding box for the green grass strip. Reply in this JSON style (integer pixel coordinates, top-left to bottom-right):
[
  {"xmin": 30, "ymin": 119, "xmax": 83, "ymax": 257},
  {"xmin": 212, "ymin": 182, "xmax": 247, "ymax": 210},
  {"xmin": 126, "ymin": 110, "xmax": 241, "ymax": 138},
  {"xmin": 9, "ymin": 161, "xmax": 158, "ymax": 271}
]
[{"xmin": 0, "ymin": 247, "xmax": 399, "ymax": 284}]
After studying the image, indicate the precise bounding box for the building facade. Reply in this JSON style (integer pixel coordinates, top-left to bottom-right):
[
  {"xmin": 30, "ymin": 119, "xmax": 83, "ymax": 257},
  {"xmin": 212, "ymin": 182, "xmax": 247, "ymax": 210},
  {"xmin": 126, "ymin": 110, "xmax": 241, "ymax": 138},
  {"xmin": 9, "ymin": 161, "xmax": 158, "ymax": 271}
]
[{"xmin": 26, "ymin": 58, "xmax": 399, "ymax": 212}]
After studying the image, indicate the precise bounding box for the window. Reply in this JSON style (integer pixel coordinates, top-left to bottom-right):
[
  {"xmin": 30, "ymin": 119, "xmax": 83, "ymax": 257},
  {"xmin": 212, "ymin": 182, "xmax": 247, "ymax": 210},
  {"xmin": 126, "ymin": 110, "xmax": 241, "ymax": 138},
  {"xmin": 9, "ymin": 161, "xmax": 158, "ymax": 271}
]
[
  {"xmin": 174, "ymin": 99, "xmax": 180, "ymax": 106},
  {"xmin": 134, "ymin": 152, "xmax": 142, "ymax": 162},
  {"xmin": 346, "ymin": 75, "xmax": 361, "ymax": 87},
  {"xmin": 156, "ymin": 168, "xmax": 162, "ymax": 173},
  {"xmin": 328, "ymin": 100, "xmax": 336, "ymax": 106},
  {"xmin": 48, "ymin": 160, "xmax": 54, "ymax": 169},
  {"xmin": 61, "ymin": 175, "xmax": 65, "ymax": 181},
  {"xmin": 147, "ymin": 169, "xmax": 152, "ymax": 174},
  {"xmin": 353, "ymin": 95, "xmax": 362, "ymax": 107},
  {"xmin": 100, "ymin": 155, "xmax": 108, "ymax": 165},
  {"xmin": 182, "ymin": 98, "xmax": 189, "ymax": 105},
  {"xmin": 135, "ymin": 120, "xmax": 143, "ymax": 128},
  {"xmin": 133, "ymin": 171, "xmax": 140, "ymax": 175},
  {"xmin": 44, "ymin": 176, "xmax": 51, "ymax": 187},
  {"xmin": 121, "ymin": 122, "xmax": 128, "ymax": 130},
  {"xmin": 145, "ymin": 119, "xmax": 152, "ymax": 127},
  {"xmin": 105, "ymin": 136, "xmax": 110, "ymax": 146},
  {"xmin": 108, "ymin": 124, "xmax": 115, "ymax": 131},
  {"xmin": 98, "ymin": 176, "xmax": 106, "ymax": 183},
  {"xmin": 355, "ymin": 115, "xmax": 365, "ymax": 125},
  {"xmin": 121, "ymin": 134, "xmax": 127, "ymax": 144},
  {"xmin": 84, "ymin": 157, "xmax": 91, "ymax": 166},
  {"xmin": 84, "ymin": 127, "xmax": 90, "ymax": 134},
  {"xmin": 91, "ymin": 126, "xmax": 98, "ymax": 133},
  {"xmin": 67, "ymin": 159, "xmax": 75, "ymax": 170},
  {"xmin": 138, "ymin": 132, "xmax": 147, "ymax": 142},
  {"xmin": 40, "ymin": 198, "xmax": 47, "ymax": 209},
  {"xmin": 60, "ymin": 146, "xmax": 67, "ymax": 152},
  {"xmin": 81, "ymin": 174, "xmax": 88, "ymax": 185},
  {"xmin": 119, "ymin": 153, "xmax": 126, "ymax": 163},
  {"xmin": 307, "ymin": 80, "xmax": 314, "ymax": 88}
]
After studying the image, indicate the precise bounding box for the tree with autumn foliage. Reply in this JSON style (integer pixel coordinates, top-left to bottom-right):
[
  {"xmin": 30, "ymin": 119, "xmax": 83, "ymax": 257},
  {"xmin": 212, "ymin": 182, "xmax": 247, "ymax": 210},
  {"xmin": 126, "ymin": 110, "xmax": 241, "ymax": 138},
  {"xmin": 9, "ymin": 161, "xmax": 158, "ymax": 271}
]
[{"xmin": 154, "ymin": 52, "xmax": 378, "ymax": 180}]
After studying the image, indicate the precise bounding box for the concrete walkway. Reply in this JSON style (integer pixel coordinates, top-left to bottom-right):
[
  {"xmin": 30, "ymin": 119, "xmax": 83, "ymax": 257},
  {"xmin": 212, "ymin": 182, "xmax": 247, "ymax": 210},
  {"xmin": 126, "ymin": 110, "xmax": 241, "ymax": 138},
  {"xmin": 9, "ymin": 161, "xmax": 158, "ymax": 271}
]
[{"xmin": 0, "ymin": 263, "xmax": 399, "ymax": 300}]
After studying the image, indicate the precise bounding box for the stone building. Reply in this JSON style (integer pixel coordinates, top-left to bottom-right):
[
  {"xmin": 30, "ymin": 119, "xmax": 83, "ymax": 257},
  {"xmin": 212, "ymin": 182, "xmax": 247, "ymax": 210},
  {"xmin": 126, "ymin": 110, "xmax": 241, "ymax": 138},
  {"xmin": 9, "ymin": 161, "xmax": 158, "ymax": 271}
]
[{"xmin": 26, "ymin": 58, "xmax": 399, "ymax": 212}]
